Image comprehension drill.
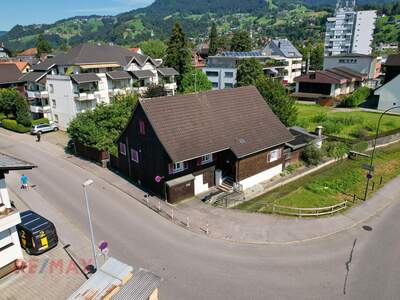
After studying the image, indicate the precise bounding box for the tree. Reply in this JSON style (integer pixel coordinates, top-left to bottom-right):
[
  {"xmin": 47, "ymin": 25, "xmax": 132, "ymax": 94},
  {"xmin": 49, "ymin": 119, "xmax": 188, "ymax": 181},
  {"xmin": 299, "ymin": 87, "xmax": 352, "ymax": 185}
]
[
  {"xmin": 230, "ymin": 30, "xmax": 252, "ymax": 52},
  {"xmin": 139, "ymin": 39, "xmax": 167, "ymax": 59},
  {"xmin": 144, "ymin": 84, "xmax": 167, "ymax": 98},
  {"xmin": 68, "ymin": 94, "xmax": 138, "ymax": 156},
  {"xmin": 237, "ymin": 58, "xmax": 264, "ymax": 87},
  {"xmin": 181, "ymin": 69, "xmax": 212, "ymax": 93},
  {"xmin": 36, "ymin": 34, "xmax": 52, "ymax": 56},
  {"xmin": 310, "ymin": 43, "xmax": 324, "ymax": 70},
  {"xmin": 0, "ymin": 88, "xmax": 31, "ymax": 126},
  {"xmin": 15, "ymin": 94, "xmax": 32, "ymax": 127},
  {"xmin": 165, "ymin": 22, "xmax": 192, "ymax": 85},
  {"xmin": 208, "ymin": 23, "xmax": 218, "ymax": 56},
  {"xmin": 255, "ymin": 77, "xmax": 298, "ymax": 126},
  {"xmin": 301, "ymin": 144, "xmax": 323, "ymax": 166}
]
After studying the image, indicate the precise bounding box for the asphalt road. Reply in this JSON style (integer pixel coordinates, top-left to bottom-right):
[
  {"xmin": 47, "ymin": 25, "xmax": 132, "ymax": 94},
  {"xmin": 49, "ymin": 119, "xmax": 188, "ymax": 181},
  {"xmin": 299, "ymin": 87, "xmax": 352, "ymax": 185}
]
[{"xmin": 1, "ymin": 131, "xmax": 399, "ymax": 300}]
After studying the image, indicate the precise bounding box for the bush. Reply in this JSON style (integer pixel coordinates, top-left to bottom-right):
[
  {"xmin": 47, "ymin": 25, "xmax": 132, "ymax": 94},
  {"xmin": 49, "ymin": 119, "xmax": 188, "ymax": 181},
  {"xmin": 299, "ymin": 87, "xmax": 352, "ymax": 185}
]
[
  {"xmin": 322, "ymin": 120, "xmax": 344, "ymax": 134},
  {"xmin": 301, "ymin": 144, "xmax": 324, "ymax": 166},
  {"xmin": 341, "ymin": 87, "xmax": 371, "ymax": 108},
  {"xmin": 0, "ymin": 113, "xmax": 6, "ymax": 121},
  {"xmin": 1, "ymin": 119, "xmax": 30, "ymax": 133},
  {"xmin": 350, "ymin": 128, "xmax": 369, "ymax": 139},
  {"xmin": 32, "ymin": 118, "xmax": 49, "ymax": 125},
  {"xmin": 324, "ymin": 142, "xmax": 349, "ymax": 159},
  {"xmin": 312, "ymin": 112, "xmax": 328, "ymax": 123}
]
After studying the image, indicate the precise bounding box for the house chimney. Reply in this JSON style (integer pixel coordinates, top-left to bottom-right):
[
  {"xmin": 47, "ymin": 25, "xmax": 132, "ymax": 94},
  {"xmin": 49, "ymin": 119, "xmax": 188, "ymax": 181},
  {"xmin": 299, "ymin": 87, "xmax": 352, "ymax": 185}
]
[{"xmin": 315, "ymin": 126, "xmax": 323, "ymax": 137}]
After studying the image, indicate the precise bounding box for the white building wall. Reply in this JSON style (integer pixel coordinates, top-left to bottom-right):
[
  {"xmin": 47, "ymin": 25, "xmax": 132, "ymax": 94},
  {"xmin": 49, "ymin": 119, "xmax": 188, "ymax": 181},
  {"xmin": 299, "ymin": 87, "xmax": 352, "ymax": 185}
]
[
  {"xmin": 352, "ymin": 11, "xmax": 377, "ymax": 55},
  {"xmin": 239, "ymin": 164, "xmax": 283, "ymax": 191},
  {"xmin": 194, "ymin": 174, "xmax": 209, "ymax": 195},
  {"xmin": 375, "ymin": 74, "xmax": 400, "ymax": 113},
  {"xmin": 47, "ymin": 75, "xmax": 79, "ymax": 130},
  {"xmin": 323, "ymin": 56, "xmax": 375, "ymax": 78},
  {"xmin": 203, "ymin": 67, "xmax": 237, "ymax": 90}
]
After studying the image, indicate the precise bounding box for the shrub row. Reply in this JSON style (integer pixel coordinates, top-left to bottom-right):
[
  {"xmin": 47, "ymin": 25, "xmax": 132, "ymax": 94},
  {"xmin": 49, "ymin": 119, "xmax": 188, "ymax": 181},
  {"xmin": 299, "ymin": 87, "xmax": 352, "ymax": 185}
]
[
  {"xmin": 341, "ymin": 87, "xmax": 371, "ymax": 108},
  {"xmin": 32, "ymin": 118, "xmax": 49, "ymax": 126},
  {"xmin": 1, "ymin": 119, "xmax": 30, "ymax": 133}
]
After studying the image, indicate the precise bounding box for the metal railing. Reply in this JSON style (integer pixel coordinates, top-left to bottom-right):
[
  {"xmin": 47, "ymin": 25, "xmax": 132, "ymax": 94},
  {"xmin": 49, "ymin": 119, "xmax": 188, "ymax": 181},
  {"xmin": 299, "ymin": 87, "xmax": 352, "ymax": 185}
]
[{"xmin": 272, "ymin": 201, "xmax": 348, "ymax": 217}]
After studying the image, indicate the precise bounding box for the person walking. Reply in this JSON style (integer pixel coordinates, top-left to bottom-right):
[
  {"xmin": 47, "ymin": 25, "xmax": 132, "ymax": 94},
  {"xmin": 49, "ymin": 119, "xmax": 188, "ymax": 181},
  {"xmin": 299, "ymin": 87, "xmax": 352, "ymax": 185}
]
[
  {"xmin": 36, "ymin": 131, "xmax": 41, "ymax": 142},
  {"xmin": 20, "ymin": 174, "xmax": 28, "ymax": 190}
]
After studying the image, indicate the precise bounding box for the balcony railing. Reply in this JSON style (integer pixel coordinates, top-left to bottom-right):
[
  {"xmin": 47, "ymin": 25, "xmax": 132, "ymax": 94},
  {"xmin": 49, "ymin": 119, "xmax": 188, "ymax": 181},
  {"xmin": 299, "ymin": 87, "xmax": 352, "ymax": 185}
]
[
  {"xmin": 30, "ymin": 105, "xmax": 51, "ymax": 113},
  {"xmin": 74, "ymin": 91, "xmax": 100, "ymax": 101},
  {"xmin": 27, "ymin": 90, "xmax": 49, "ymax": 99},
  {"xmin": 0, "ymin": 207, "xmax": 21, "ymax": 232}
]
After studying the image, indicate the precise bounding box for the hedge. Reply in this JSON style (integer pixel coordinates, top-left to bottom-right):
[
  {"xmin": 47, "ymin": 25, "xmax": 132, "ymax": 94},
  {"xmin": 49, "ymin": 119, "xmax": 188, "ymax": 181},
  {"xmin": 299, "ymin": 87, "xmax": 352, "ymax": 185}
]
[
  {"xmin": 1, "ymin": 119, "xmax": 30, "ymax": 133},
  {"xmin": 341, "ymin": 87, "xmax": 371, "ymax": 108},
  {"xmin": 32, "ymin": 117, "xmax": 49, "ymax": 125}
]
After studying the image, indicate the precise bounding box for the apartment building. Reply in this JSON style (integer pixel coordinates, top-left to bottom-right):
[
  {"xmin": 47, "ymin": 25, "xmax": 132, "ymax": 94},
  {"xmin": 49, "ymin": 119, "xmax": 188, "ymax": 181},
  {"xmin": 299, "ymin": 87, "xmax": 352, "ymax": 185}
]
[
  {"xmin": 324, "ymin": 1, "xmax": 376, "ymax": 56},
  {"xmin": 203, "ymin": 39, "xmax": 302, "ymax": 89},
  {"xmin": 0, "ymin": 153, "xmax": 35, "ymax": 279},
  {"xmin": 22, "ymin": 43, "xmax": 178, "ymax": 129}
]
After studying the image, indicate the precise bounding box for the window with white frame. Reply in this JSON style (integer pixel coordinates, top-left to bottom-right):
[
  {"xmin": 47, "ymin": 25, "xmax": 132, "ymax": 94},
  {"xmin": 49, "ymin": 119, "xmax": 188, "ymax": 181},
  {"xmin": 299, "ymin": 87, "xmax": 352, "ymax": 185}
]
[
  {"xmin": 0, "ymin": 229, "xmax": 13, "ymax": 248},
  {"xmin": 201, "ymin": 154, "xmax": 212, "ymax": 164},
  {"xmin": 173, "ymin": 162, "xmax": 184, "ymax": 173},
  {"xmin": 268, "ymin": 149, "xmax": 281, "ymax": 163},
  {"xmin": 131, "ymin": 149, "xmax": 139, "ymax": 163},
  {"xmin": 120, "ymin": 142, "xmax": 126, "ymax": 156}
]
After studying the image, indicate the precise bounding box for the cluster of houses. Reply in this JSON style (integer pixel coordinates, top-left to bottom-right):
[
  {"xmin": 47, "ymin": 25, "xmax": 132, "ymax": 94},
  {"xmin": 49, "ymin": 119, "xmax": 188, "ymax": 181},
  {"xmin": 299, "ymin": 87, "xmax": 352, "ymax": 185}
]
[{"xmin": 0, "ymin": 43, "xmax": 179, "ymax": 130}]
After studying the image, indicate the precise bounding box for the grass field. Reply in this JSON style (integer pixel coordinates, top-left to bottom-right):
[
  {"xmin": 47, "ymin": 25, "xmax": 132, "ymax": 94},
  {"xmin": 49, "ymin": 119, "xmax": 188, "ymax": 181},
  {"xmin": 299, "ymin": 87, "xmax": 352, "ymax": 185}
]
[
  {"xmin": 236, "ymin": 141, "xmax": 400, "ymax": 214},
  {"xmin": 294, "ymin": 104, "xmax": 400, "ymax": 139}
]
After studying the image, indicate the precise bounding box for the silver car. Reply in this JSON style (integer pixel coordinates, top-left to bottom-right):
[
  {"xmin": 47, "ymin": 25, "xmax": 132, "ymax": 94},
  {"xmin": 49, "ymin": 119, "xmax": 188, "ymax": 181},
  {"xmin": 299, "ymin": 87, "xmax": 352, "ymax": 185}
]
[{"xmin": 31, "ymin": 123, "xmax": 59, "ymax": 135}]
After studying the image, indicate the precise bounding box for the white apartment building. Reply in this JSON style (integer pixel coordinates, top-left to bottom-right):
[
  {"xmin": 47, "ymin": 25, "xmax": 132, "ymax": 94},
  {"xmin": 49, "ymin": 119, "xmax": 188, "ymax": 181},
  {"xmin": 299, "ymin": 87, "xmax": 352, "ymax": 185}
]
[
  {"xmin": 324, "ymin": 1, "xmax": 376, "ymax": 56},
  {"xmin": 203, "ymin": 39, "xmax": 302, "ymax": 89},
  {"xmin": 21, "ymin": 44, "xmax": 178, "ymax": 130},
  {"xmin": 0, "ymin": 153, "xmax": 35, "ymax": 279}
]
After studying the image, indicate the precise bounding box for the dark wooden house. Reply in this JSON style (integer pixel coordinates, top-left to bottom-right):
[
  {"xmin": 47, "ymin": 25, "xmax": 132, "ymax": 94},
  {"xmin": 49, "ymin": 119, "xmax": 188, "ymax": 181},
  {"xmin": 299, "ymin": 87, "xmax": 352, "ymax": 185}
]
[{"xmin": 111, "ymin": 86, "xmax": 294, "ymax": 203}]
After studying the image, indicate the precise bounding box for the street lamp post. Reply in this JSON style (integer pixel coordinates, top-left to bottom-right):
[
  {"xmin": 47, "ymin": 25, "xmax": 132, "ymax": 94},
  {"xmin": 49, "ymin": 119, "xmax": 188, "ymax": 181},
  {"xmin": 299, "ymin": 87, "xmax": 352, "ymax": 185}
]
[
  {"xmin": 82, "ymin": 179, "xmax": 98, "ymax": 272},
  {"xmin": 363, "ymin": 106, "xmax": 400, "ymax": 200}
]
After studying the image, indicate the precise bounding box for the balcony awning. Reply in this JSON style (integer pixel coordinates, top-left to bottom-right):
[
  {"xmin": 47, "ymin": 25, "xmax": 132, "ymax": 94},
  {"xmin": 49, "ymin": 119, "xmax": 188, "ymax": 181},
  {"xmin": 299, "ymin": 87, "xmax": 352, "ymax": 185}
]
[
  {"xmin": 157, "ymin": 67, "xmax": 179, "ymax": 77},
  {"xmin": 106, "ymin": 70, "xmax": 132, "ymax": 80},
  {"xmin": 80, "ymin": 63, "xmax": 120, "ymax": 69},
  {"xmin": 71, "ymin": 73, "xmax": 101, "ymax": 84},
  {"xmin": 131, "ymin": 70, "xmax": 154, "ymax": 79},
  {"xmin": 265, "ymin": 68, "xmax": 278, "ymax": 75}
]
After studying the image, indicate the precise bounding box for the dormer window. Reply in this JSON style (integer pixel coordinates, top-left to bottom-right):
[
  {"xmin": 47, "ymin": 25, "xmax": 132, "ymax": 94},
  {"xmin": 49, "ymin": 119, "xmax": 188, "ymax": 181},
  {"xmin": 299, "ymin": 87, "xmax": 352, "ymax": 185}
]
[{"xmin": 201, "ymin": 154, "xmax": 212, "ymax": 164}]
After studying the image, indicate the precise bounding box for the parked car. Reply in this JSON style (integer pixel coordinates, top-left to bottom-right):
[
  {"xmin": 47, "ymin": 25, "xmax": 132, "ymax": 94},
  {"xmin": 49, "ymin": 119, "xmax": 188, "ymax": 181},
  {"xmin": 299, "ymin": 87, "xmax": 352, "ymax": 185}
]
[
  {"xmin": 17, "ymin": 210, "xmax": 59, "ymax": 255},
  {"xmin": 30, "ymin": 123, "xmax": 59, "ymax": 135}
]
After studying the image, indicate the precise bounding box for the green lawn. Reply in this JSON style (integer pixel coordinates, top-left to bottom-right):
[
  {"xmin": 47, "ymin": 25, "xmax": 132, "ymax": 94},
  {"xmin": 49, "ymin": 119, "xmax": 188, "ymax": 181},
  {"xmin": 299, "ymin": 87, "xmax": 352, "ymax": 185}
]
[
  {"xmin": 236, "ymin": 141, "xmax": 400, "ymax": 214},
  {"xmin": 295, "ymin": 104, "xmax": 400, "ymax": 139}
]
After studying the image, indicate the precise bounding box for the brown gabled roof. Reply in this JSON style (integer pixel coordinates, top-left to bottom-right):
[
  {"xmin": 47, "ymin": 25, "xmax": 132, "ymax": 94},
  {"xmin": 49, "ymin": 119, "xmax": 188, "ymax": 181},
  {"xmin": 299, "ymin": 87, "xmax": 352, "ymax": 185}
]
[
  {"xmin": 71, "ymin": 73, "xmax": 101, "ymax": 84},
  {"xmin": 0, "ymin": 61, "xmax": 30, "ymax": 72},
  {"xmin": 0, "ymin": 64, "xmax": 23, "ymax": 85},
  {"xmin": 331, "ymin": 66, "xmax": 366, "ymax": 80},
  {"xmin": 18, "ymin": 47, "xmax": 38, "ymax": 56},
  {"xmin": 294, "ymin": 70, "xmax": 347, "ymax": 84},
  {"xmin": 140, "ymin": 86, "xmax": 293, "ymax": 162}
]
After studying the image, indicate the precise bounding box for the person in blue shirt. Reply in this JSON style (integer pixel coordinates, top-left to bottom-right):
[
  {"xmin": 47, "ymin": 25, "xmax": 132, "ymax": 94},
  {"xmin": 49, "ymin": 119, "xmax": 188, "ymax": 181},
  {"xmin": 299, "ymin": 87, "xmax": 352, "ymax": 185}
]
[{"xmin": 21, "ymin": 174, "xmax": 28, "ymax": 190}]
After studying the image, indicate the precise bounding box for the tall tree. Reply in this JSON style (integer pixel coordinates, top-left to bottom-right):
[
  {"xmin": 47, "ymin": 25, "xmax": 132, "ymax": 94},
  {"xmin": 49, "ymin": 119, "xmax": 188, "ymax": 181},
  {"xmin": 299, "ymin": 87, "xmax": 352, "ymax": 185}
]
[
  {"xmin": 237, "ymin": 58, "xmax": 264, "ymax": 87},
  {"xmin": 165, "ymin": 22, "xmax": 192, "ymax": 85},
  {"xmin": 139, "ymin": 39, "xmax": 167, "ymax": 59},
  {"xmin": 230, "ymin": 30, "xmax": 252, "ymax": 52},
  {"xmin": 181, "ymin": 69, "xmax": 212, "ymax": 93},
  {"xmin": 208, "ymin": 23, "xmax": 218, "ymax": 56},
  {"xmin": 255, "ymin": 77, "xmax": 298, "ymax": 126},
  {"xmin": 36, "ymin": 34, "xmax": 52, "ymax": 56}
]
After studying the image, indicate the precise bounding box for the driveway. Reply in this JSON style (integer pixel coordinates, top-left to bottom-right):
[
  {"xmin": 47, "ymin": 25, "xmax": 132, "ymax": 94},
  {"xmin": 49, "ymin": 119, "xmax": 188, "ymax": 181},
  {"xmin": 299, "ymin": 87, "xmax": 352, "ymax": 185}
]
[{"xmin": 1, "ymin": 129, "xmax": 400, "ymax": 300}]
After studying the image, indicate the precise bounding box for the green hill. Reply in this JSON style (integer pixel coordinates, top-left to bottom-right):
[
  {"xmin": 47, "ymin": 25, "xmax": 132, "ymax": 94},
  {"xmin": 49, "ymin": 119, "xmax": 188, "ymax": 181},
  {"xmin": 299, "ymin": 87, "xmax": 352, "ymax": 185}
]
[{"xmin": 0, "ymin": 0, "xmax": 398, "ymax": 51}]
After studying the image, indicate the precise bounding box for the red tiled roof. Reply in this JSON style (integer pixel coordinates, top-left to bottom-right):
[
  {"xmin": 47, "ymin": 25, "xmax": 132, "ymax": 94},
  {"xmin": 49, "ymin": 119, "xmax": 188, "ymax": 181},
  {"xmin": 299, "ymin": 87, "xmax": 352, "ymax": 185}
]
[{"xmin": 18, "ymin": 47, "xmax": 38, "ymax": 56}]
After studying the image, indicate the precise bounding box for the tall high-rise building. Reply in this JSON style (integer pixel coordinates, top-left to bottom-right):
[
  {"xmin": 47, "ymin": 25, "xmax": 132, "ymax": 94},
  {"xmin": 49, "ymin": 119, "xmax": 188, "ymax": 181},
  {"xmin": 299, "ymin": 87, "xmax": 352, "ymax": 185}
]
[{"xmin": 324, "ymin": 1, "xmax": 376, "ymax": 56}]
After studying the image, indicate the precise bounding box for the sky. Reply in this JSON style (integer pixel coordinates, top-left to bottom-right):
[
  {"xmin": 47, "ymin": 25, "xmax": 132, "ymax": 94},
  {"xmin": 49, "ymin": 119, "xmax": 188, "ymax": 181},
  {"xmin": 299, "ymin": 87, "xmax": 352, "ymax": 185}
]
[{"xmin": 0, "ymin": 0, "xmax": 154, "ymax": 31}]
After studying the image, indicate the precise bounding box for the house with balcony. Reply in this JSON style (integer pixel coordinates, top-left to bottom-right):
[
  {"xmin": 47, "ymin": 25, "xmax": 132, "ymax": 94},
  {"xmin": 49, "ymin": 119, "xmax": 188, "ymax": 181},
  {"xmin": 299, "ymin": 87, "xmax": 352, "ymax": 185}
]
[
  {"xmin": 203, "ymin": 40, "xmax": 302, "ymax": 90},
  {"xmin": 0, "ymin": 153, "xmax": 36, "ymax": 279},
  {"xmin": 29, "ymin": 43, "xmax": 178, "ymax": 130},
  {"xmin": 19, "ymin": 71, "xmax": 52, "ymax": 120},
  {"xmin": 110, "ymin": 86, "xmax": 294, "ymax": 203}
]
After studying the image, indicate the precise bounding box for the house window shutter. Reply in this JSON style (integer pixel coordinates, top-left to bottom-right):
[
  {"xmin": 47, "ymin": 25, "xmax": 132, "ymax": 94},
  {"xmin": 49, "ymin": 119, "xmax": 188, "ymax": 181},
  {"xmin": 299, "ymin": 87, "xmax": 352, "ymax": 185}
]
[
  {"xmin": 184, "ymin": 162, "xmax": 189, "ymax": 170},
  {"xmin": 196, "ymin": 158, "xmax": 202, "ymax": 166},
  {"xmin": 168, "ymin": 163, "xmax": 173, "ymax": 175},
  {"xmin": 267, "ymin": 152, "xmax": 271, "ymax": 163},
  {"xmin": 139, "ymin": 120, "xmax": 145, "ymax": 135}
]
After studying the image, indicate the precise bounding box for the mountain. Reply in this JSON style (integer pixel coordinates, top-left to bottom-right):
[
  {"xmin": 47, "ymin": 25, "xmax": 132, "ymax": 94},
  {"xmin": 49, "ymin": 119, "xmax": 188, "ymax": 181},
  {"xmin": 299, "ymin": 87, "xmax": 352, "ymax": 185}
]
[
  {"xmin": 0, "ymin": 0, "xmax": 397, "ymax": 51},
  {"xmin": 0, "ymin": 31, "xmax": 6, "ymax": 37}
]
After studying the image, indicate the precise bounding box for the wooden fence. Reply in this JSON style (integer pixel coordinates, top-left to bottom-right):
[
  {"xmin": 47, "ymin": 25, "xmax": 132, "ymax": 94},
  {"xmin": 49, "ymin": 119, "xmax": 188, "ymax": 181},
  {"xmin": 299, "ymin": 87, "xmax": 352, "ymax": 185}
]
[{"xmin": 272, "ymin": 201, "xmax": 348, "ymax": 217}]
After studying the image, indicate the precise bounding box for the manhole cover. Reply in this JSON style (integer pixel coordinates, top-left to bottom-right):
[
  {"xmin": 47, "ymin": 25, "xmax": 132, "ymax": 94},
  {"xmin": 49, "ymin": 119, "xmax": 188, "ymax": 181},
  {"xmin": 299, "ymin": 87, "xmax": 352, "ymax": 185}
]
[{"xmin": 362, "ymin": 225, "xmax": 373, "ymax": 231}]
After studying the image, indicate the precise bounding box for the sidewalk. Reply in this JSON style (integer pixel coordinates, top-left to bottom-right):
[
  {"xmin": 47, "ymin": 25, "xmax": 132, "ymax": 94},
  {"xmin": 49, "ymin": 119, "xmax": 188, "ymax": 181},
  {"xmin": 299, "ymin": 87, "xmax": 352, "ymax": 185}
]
[{"xmin": 65, "ymin": 154, "xmax": 400, "ymax": 244}]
